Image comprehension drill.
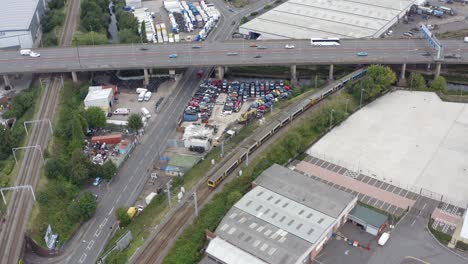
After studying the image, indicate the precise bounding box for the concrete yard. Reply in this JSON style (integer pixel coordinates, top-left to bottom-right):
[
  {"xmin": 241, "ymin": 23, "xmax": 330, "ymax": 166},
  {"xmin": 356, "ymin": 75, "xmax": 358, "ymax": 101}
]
[{"xmin": 307, "ymin": 91, "xmax": 468, "ymax": 206}]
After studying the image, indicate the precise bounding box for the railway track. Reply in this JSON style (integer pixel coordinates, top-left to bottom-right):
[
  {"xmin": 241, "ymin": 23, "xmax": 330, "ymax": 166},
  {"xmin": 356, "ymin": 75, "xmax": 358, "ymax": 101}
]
[
  {"xmin": 0, "ymin": 76, "xmax": 61, "ymax": 263},
  {"xmin": 0, "ymin": 0, "xmax": 79, "ymax": 261}
]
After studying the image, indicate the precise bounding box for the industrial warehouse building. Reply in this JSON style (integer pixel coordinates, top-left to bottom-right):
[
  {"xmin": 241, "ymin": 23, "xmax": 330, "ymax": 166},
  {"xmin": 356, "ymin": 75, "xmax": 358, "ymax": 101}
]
[
  {"xmin": 203, "ymin": 164, "xmax": 358, "ymax": 264},
  {"xmin": 84, "ymin": 86, "xmax": 115, "ymax": 112},
  {"xmin": 348, "ymin": 204, "xmax": 388, "ymax": 236},
  {"xmin": 0, "ymin": 0, "xmax": 46, "ymax": 49},
  {"xmin": 239, "ymin": 0, "xmax": 424, "ymax": 40}
]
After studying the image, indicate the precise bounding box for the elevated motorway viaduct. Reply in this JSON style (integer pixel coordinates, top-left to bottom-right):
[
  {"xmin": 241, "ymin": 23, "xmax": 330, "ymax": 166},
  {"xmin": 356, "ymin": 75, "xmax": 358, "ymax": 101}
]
[{"xmin": 1, "ymin": 39, "xmax": 466, "ymax": 83}]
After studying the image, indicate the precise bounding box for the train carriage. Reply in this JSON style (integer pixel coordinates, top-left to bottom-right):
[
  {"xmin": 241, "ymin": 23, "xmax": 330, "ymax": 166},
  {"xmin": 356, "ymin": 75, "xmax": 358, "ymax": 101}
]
[{"xmin": 207, "ymin": 147, "xmax": 249, "ymax": 187}]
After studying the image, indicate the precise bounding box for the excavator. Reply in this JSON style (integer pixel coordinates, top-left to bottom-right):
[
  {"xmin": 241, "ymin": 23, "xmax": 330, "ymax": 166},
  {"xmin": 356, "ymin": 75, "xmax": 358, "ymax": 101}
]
[{"xmin": 238, "ymin": 108, "xmax": 257, "ymax": 124}]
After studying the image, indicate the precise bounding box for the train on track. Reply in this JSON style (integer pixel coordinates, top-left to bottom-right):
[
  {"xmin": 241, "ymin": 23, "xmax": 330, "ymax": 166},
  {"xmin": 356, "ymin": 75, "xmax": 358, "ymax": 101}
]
[{"xmin": 207, "ymin": 68, "xmax": 368, "ymax": 188}]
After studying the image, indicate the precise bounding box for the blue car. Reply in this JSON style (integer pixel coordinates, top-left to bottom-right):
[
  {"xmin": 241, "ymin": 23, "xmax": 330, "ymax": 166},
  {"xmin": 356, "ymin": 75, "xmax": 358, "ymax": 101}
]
[
  {"xmin": 356, "ymin": 51, "xmax": 368, "ymax": 57},
  {"xmin": 169, "ymin": 54, "xmax": 178, "ymax": 58},
  {"xmin": 93, "ymin": 177, "xmax": 102, "ymax": 186}
]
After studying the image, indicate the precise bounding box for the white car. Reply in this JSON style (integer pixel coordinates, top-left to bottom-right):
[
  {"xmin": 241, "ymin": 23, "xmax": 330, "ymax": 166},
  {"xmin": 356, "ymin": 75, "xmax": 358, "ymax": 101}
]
[
  {"xmin": 284, "ymin": 44, "xmax": 295, "ymax": 49},
  {"xmin": 29, "ymin": 52, "xmax": 40, "ymax": 57}
]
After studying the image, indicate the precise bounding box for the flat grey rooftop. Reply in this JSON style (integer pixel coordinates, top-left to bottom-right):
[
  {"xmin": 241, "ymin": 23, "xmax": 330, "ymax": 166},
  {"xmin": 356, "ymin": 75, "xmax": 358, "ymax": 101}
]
[
  {"xmin": 239, "ymin": 0, "xmax": 417, "ymax": 39},
  {"xmin": 308, "ymin": 91, "xmax": 468, "ymax": 207},
  {"xmin": 255, "ymin": 164, "xmax": 355, "ymax": 218},
  {"xmin": 215, "ymin": 206, "xmax": 312, "ymax": 264},
  {"xmin": 0, "ymin": 0, "xmax": 39, "ymax": 31}
]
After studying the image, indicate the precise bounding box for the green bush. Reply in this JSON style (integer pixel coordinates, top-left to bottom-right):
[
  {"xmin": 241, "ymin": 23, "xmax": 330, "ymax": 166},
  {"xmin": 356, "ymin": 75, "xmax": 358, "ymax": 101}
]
[
  {"xmin": 240, "ymin": 16, "xmax": 249, "ymax": 24},
  {"xmin": 42, "ymin": 32, "xmax": 59, "ymax": 47},
  {"xmin": 116, "ymin": 207, "xmax": 132, "ymax": 227},
  {"xmin": 428, "ymin": 219, "xmax": 452, "ymax": 244},
  {"xmin": 264, "ymin": 4, "xmax": 272, "ymax": 9},
  {"xmin": 42, "ymin": 10, "xmax": 65, "ymax": 33},
  {"xmin": 456, "ymin": 241, "xmax": 468, "ymax": 251},
  {"xmin": 250, "ymin": 11, "xmax": 258, "ymax": 16},
  {"xmin": 106, "ymin": 250, "xmax": 128, "ymax": 264}
]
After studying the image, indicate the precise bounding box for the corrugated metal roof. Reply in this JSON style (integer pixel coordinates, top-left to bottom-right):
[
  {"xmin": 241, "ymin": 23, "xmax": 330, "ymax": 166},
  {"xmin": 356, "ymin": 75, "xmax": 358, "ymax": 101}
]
[
  {"xmin": 0, "ymin": 0, "xmax": 41, "ymax": 31},
  {"xmin": 205, "ymin": 237, "xmax": 268, "ymax": 264},
  {"xmin": 349, "ymin": 205, "xmax": 387, "ymax": 228},
  {"xmin": 239, "ymin": 0, "xmax": 417, "ymax": 39},
  {"xmin": 254, "ymin": 164, "xmax": 355, "ymax": 218}
]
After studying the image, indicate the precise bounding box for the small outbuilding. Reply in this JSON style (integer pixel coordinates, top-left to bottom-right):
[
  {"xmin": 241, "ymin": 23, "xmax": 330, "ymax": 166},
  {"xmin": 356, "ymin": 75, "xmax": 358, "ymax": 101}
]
[
  {"xmin": 348, "ymin": 204, "xmax": 388, "ymax": 236},
  {"xmin": 84, "ymin": 87, "xmax": 113, "ymax": 112}
]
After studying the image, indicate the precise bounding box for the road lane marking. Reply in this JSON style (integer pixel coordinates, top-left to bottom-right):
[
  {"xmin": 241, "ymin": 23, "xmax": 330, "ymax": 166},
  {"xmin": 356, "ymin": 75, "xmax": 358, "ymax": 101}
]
[
  {"xmin": 108, "ymin": 206, "xmax": 114, "ymax": 215},
  {"xmin": 116, "ymin": 194, "xmax": 121, "ymax": 203},
  {"xmin": 102, "ymin": 217, "xmax": 108, "ymax": 227},
  {"xmin": 130, "ymin": 175, "xmax": 134, "ymax": 180},
  {"xmin": 79, "ymin": 253, "xmax": 87, "ymax": 263},
  {"xmin": 411, "ymin": 219, "xmax": 417, "ymax": 227},
  {"xmin": 94, "ymin": 228, "xmax": 101, "ymax": 237},
  {"xmin": 86, "ymin": 240, "xmax": 94, "ymax": 250},
  {"xmin": 123, "ymin": 185, "xmax": 128, "ymax": 192},
  {"xmin": 422, "ymin": 203, "xmax": 427, "ymax": 210}
]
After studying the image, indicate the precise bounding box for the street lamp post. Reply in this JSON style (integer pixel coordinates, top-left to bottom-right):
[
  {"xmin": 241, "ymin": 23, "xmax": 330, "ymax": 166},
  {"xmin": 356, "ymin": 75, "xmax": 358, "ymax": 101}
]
[
  {"xmin": 360, "ymin": 89, "xmax": 365, "ymax": 109},
  {"xmin": 329, "ymin": 109, "xmax": 335, "ymax": 130}
]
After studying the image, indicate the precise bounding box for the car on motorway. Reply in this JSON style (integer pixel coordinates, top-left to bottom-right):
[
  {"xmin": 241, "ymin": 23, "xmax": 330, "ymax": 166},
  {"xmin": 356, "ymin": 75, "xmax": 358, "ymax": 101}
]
[
  {"xmin": 356, "ymin": 51, "xmax": 368, "ymax": 57},
  {"xmin": 20, "ymin": 49, "xmax": 32, "ymax": 56},
  {"xmin": 93, "ymin": 177, "xmax": 102, "ymax": 186},
  {"xmin": 257, "ymin": 46, "xmax": 267, "ymax": 49},
  {"xmin": 254, "ymin": 55, "xmax": 262, "ymax": 58},
  {"xmin": 249, "ymin": 43, "xmax": 257, "ymax": 47},
  {"xmin": 403, "ymin": 32, "xmax": 413, "ymax": 37},
  {"xmin": 226, "ymin": 52, "xmax": 238, "ymax": 56},
  {"xmin": 445, "ymin": 53, "xmax": 461, "ymax": 59},
  {"xmin": 192, "ymin": 45, "xmax": 201, "ymax": 49},
  {"xmin": 29, "ymin": 52, "xmax": 41, "ymax": 57},
  {"xmin": 421, "ymin": 52, "xmax": 432, "ymax": 57},
  {"xmin": 284, "ymin": 44, "xmax": 295, "ymax": 49},
  {"xmin": 139, "ymin": 47, "xmax": 148, "ymax": 51},
  {"xmin": 169, "ymin": 54, "xmax": 178, "ymax": 58}
]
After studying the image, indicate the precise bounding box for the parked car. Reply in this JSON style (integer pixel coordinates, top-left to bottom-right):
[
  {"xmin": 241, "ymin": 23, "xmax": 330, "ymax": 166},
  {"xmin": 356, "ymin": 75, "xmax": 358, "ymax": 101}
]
[
  {"xmin": 169, "ymin": 54, "xmax": 178, "ymax": 58},
  {"xmin": 93, "ymin": 177, "xmax": 102, "ymax": 186}
]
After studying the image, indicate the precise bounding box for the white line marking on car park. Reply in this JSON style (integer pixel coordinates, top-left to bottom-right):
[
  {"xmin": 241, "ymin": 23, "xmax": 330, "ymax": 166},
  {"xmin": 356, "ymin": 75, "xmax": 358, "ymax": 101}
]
[
  {"xmin": 86, "ymin": 240, "xmax": 94, "ymax": 250},
  {"xmin": 95, "ymin": 229, "xmax": 101, "ymax": 238},
  {"xmin": 79, "ymin": 253, "xmax": 87, "ymax": 263}
]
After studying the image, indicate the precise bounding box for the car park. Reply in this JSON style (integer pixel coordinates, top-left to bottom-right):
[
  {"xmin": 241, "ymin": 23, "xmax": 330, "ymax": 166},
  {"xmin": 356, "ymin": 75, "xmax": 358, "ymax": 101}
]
[
  {"xmin": 169, "ymin": 54, "xmax": 178, "ymax": 58},
  {"xmin": 356, "ymin": 51, "xmax": 368, "ymax": 57},
  {"xmin": 284, "ymin": 44, "xmax": 295, "ymax": 49},
  {"xmin": 93, "ymin": 177, "xmax": 102, "ymax": 186}
]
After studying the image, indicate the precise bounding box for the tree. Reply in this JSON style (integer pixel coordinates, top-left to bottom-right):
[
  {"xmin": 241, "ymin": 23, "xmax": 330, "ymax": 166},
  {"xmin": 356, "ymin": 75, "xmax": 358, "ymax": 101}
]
[
  {"xmin": 106, "ymin": 250, "xmax": 128, "ymax": 264},
  {"xmin": 127, "ymin": 114, "xmax": 143, "ymax": 132},
  {"xmin": 116, "ymin": 207, "xmax": 131, "ymax": 227},
  {"xmin": 100, "ymin": 160, "xmax": 117, "ymax": 180},
  {"xmin": 48, "ymin": 0, "xmax": 66, "ymax": 9},
  {"xmin": 85, "ymin": 107, "xmax": 106, "ymax": 128},
  {"xmin": 118, "ymin": 29, "xmax": 141, "ymax": 44},
  {"xmin": 430, "ymin": 76, "xmax": 447, "ymax": 92},
  {"xmin": 408, "ymin": 72, "xmax": 427, "ymax": 90},
  {"xmin": 78, "ymin": 191, "xmax": 97, "ymax": 220},
  {"xmin": 45, "ymin": 159, "xmax": 65, "ymax": 179},
  {"xmin": 117, "ymin": 11, "xmax": 139, "ymax": 32},
  {"xmin": 240, "ymin": 16, "xmax": 249, "ymax": 24},
  {"xmin": 42, "ymin": 10, "xmax": 65, "ymax": 33},
  {"xmin": 365, "ymin": 65, "xmax": 396, "ymax": 98},
  {"xmin": 70, "ymin": 149, "xmax": 89, "ymax": 184}
]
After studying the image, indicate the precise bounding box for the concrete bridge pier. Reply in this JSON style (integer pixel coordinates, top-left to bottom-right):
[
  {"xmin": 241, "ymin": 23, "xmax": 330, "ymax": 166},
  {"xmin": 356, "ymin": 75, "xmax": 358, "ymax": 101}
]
[
  {"xmin": 328, "ymin": 64, "xmax": 334, "ymax": 81},
  {"xmin": 3, "ymin": 75, "xmax": 11, "ymax": 87},
  {"xmin": 144, "ymin": 69, "xmax": 149, "ymax": 86},
  {"xmin": 71, "ymin": 72, "xmax": 78, "ymax": 83},
  {"xmin": 435, "ymin": 63, "xmax": 441, "ymax": 78},
  {"xmin": 398, "ymin": 63, "xmax": 407, "ymax": 87},
  {"xmin": 290, "ymin": 65, "xmax": 297, "ymax": 85},
  {"xmin": 216, "ymin": 66, "xmax": 225, "ymax": 80}
]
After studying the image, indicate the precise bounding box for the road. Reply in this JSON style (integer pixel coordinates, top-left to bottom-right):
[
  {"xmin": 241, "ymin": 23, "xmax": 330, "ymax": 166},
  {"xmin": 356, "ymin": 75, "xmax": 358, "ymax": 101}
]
[
  {"xmin": 367, "ymin": 196, "xmax": 468, "ymax": 264},
  {"xmin": 2, "ymin": 39, "xmax": 468, "ymax": 74},
  {"xmin": 23, "ymin": 1, "xmax": 262, "ymax": 263},
  {"xmin": 0, "ymin": 0, "xmax": 80, "ymax": 261}
]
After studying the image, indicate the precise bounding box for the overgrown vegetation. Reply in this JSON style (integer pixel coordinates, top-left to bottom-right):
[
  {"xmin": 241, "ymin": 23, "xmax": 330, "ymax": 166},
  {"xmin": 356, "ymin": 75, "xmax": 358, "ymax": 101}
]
[
  {"xmin": 30, "ymin": 81, "xmax": 115, "ymax": 247},
  {"xmin": 229, "ymin": 0, "xmax": 249, "ymax": 8},
  {"xmin": 0, "ymin": 87, "xmax": 42, "ymax": 209},
  {"xmin": 41, "ymin": 0, "xmax": 66, "ymax": 46},
  {"xmin": 456, "ymin": 241, "xmax": 468, "ymax": 251},
  {"xmin": 240, "ymin": 16, "xmax": 249, "ymax": 24},
  {"xmin": 114, "ymin": 0, "xmax": 142, "ymax": 44},
  {"xmin": 74, "ymin": 0, "xmax": 110, "ymax": 45},
  {"xmin": 346, "ymin": 65, "xmax": 396, "ymax": 103},
  {"xmin": 428, "ymin": 219, "xmax": 452, "ymax": 245}
]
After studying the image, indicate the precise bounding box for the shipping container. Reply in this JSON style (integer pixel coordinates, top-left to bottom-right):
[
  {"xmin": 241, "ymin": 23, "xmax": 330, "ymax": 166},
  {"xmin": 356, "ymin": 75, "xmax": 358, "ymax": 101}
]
[{"xmin": 91, "ymin": 134, "xmax": 123, "ymax": 144}]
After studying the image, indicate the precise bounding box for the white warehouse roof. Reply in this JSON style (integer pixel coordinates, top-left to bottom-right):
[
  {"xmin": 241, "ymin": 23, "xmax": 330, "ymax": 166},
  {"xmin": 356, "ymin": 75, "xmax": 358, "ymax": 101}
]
[
  {"xmin": 206, "ymin": 237, "xmax": 268, "ymax": 264},
  {"xmin": 0, "ymin": 0, "xmax": 41, "ymax": 31},
  {"xmin": 239, "ymin": 0, "xmax": 419, "ymax": 39}
]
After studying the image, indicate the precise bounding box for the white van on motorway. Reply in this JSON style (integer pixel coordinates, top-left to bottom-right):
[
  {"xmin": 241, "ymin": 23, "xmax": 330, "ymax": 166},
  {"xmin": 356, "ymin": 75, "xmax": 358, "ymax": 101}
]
[
  {"xmin": 378, "ymin": 232, "xmax": 390, "ymax": 246},
  {"xmin": 138, "ymin": 92, "xmax": 145, "ymax": 102},
  {"xmin": 464, "ymin": 37, "xmax": 468, "ymax": 43},
  {"xmin": 20, "ymin": 49, "xmax": 32, "ymax": 55},
  {"xmin": 144, "ymin": 91, "xmax": 152, "ymax": 101}
]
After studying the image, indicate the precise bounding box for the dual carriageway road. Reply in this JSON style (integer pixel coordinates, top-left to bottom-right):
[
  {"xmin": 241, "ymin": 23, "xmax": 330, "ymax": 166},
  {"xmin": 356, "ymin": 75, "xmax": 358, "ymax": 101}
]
[{"xmin": 1, "ymin": 39, "xmax": 468, "ymax": 74}]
